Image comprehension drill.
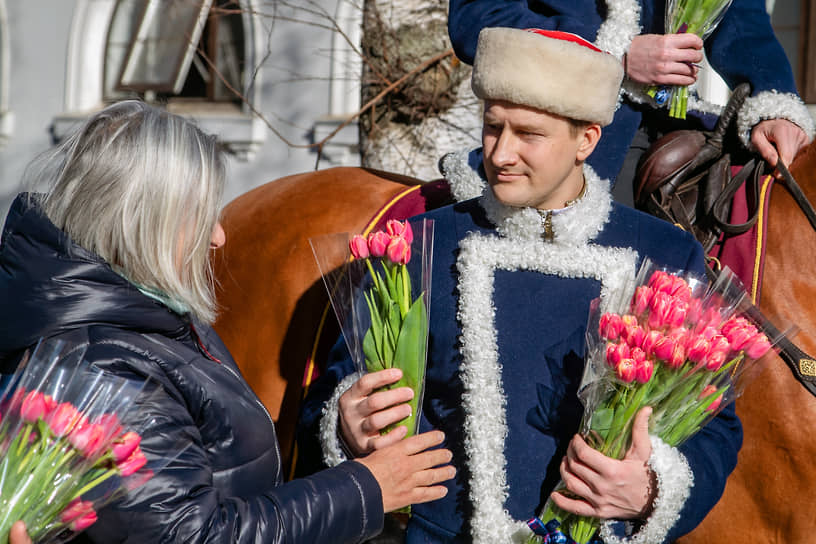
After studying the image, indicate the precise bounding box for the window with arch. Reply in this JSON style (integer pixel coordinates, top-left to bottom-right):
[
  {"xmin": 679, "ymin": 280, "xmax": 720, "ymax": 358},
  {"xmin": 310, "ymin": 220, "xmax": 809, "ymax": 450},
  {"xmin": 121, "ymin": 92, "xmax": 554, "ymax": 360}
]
[
  {"xmin": 54, "ymin": 0, "xmax": 264, "ymax": 160},
  {"xmin": 104, "ymin": 0, "xmax": 245, "ymax": 105}
]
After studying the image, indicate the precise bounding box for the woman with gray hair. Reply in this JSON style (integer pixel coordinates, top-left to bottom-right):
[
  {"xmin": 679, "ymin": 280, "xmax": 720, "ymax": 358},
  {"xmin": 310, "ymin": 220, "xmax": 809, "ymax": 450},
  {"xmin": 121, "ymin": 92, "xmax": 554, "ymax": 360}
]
[{"xmin": 0, "ymin": 100, "xmax": 454, "ymax": 543}]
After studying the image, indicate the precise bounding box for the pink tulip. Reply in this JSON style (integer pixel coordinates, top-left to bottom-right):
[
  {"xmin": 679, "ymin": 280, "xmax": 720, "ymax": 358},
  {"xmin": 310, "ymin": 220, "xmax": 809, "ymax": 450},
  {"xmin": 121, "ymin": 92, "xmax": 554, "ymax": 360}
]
[
  {"xmin": 623, "ymin": 324, "xmax": 646, "ymax": 349},
  {"xmin": 668, "ymin": 276, "xmax": 692, "ymax": 302},
  {"xmin": 367, "ymin": 231, "xmax": 390, "ymax": 258},
  {"xmin": 605, "ymin": 342, "xmax": 630, "ymax": 368},
  {"xmin": 654, "ymin": 336, "xmax": 686, "ymax": 369},
  {"xmin": 665, "ymin": 299, "xmax": 689, "ymax": 329},
  {"xmin": 630, "ymin": 286, "xmax": 654, "ymax": 316},
  {"xmin": 48, "ymin": 402, "xmax": 84, "ymax": 437},
  {"xmin": 112, "ymin": 431, "xmax": 142, "ymax": 463},
  {"xmin": 725, "ymin": 326, "xmax": 754, "ymax": 352},
  {"xmin": 641, "ymin": 330, "xmax": 663, "ymax": 358},
  {"xmin": 630, "ymin": 347, "xmax": 646, "ymax": 364},
  {"xmin": 599, "ymin": 312, "xmax": 624, "ymax": 341},
  {"xmin": 745, "ymin": 334, "xmax": 772, "ymax": 360},
  {"xmin": 117, "ymin": 448, "xmax": 148, "ymax": 477},
  {"xmin": 705, "ymin": 349, "xmax": 727, "ymax": 371},
  {"xmin": 648, "ymin": 292, "xmax": 672, "ymax": 329},
  {"xmin": 686, "ymin": 336, "xmax": 711, "ymax": 365},
  {"xmin": 60, "ymin": 498, "xmax": 94, "ymax": 524},
  {"xmin": 68, "ymin": 422, "xmax": 107, "ymax": 458},
  {"xmin": 720, "ymin": 316, "xmax": 749, "ymax": 338},
  {"xmin": 621, "ymin": 314, "xmax": 638, "ymax": 327},
  {"xmin": 709, "ymin": 335, "xmax": 730, "ymax": 355},
  {"xmin": 699, "ymin": 384, "xmax": 723, "ymax": 412},
  {"xmin": 648, "ymin": 270, "xmax": 673, "ymax": 294},
  {"xmin": 20, "ymin": 391, "xmax": 49, "ymax": 423},
  {"xmin": 616, "ymin": 359, "xmax": 637, "ymax": 383},
  {"xmin": 71, "ymin": 510, "xmax": 98, "ymax": 531},
  {"xmin": 635, "ymin": 358, "xmax": 654, "ymax": 384},
  {"xmin": 385, "ymin": 220, "xmax": 414, "ymax": 244},
  {"xmin": 349, "ymin": 234, "xmax": 369, "ymax": 259},
  {"xmin": 386, "ymin": 236, "xmax": 411, "ymax": 265},
  {"xmin": 94, "ymin": 413, "xmax": 123, "ymax": 439}
]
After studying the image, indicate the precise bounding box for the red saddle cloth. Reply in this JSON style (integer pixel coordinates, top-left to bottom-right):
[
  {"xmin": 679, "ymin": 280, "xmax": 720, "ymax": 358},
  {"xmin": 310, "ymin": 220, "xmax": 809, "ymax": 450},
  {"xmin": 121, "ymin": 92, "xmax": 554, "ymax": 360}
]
[{"xmin": 709, "ymin": 172, "xmax": 775, "ymax": 305}]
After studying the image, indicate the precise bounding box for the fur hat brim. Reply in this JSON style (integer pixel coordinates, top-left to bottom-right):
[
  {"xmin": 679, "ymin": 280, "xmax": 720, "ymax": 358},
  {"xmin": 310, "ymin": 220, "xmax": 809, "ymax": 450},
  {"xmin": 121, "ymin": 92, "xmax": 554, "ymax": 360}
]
[{"xmin": 471, "ymin": 28, "xmax": 624, "ymax": 126}]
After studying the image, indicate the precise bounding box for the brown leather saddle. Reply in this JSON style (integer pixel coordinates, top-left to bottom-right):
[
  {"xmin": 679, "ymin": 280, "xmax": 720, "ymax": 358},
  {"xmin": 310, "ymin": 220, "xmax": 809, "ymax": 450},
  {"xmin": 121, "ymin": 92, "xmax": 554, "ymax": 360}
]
[{"xmin": 634, "ymin": 82, "xmax": 816, "ymax": 398}]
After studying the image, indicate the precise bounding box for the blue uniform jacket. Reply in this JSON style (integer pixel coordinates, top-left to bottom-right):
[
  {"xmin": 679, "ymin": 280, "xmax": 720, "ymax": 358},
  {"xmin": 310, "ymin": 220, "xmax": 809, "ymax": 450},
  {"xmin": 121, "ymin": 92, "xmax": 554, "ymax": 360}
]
[
  {"xmin": 299, "ymin": 158, "xmax": 741, "ymax": 543},
  {"xmin": 447, "ymin": 0, "xmax": 814, "ymax": 181}
]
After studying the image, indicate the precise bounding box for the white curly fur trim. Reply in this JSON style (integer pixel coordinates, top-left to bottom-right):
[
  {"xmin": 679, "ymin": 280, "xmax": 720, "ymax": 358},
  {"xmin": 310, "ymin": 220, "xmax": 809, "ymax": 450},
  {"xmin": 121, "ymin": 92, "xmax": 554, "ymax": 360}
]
[
  {"xmin": 319, "ymin": 371, "xmax": 363, "ymax": 467},
  {"xmin": 736, "ymin": 90, "xmax": 816, "ymax": 150},
  {"xmin": 594, "ymin": 0, "xmax": 641, "ymax": 60},
  {"xmin": 600, "ymin": 435, "xmax": 693, "ymax": 544},
  {"xmin": 480, "ymin": 164, "xmax": 612, "ymax": 246},
  {"xmin": 440, "ymin": 149, "xmax": 485, "ymax": 202},
  {"xmin": 456, "ymin": 226, "xmax": 637, "ymax": 542}
]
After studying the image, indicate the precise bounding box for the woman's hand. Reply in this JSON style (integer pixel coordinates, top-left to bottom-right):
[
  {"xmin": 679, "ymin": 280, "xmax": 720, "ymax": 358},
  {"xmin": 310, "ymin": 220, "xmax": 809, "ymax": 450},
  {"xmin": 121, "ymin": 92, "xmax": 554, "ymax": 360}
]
[
  {"xmin": 551, "ymin": 407, "xmax": 657, "ymax": 520},
  {"xmin": 338, "ymin": 368, "xmax": 415, "ymax": 456},
  {"xmin": 626, "ymin": 34, "xmax": 703, "ymax": 86},
  {"xmin": 357, "ymin": 430, "xmax": 455, "ymax": 513}
]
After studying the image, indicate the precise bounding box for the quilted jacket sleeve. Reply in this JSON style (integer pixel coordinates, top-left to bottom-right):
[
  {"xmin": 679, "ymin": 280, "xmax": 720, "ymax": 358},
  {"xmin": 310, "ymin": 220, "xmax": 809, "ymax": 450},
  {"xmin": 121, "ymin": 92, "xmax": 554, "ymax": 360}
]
[{"xmin": 79, "ymin": 341, "xmax": 383, "ymax": 544}]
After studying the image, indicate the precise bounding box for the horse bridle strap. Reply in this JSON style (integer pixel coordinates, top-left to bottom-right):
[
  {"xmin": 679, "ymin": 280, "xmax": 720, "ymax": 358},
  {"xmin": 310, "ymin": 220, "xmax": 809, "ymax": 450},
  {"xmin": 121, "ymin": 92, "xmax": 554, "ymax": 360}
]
[
  {"xmin": 744, "ymin": 303, "xmax": 816, "ymax": 398},
  {"xmin": 704, "ymin": 157, "xmax": 816, "ymax": 398},
  {"xmin": 776, "ymin": 160, "xmax": 816, "ymax": 233}
]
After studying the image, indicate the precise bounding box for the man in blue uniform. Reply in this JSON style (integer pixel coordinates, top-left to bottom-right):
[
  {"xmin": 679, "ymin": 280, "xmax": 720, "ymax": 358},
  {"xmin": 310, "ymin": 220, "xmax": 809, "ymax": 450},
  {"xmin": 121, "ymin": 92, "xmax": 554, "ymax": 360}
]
[
  {"xmin": 447, "ymin": 0, "xmax": 814, "ymax": 195},
  {"xmin": 299, "ymin": 28, "xmax": 741, "ymax": 543}
]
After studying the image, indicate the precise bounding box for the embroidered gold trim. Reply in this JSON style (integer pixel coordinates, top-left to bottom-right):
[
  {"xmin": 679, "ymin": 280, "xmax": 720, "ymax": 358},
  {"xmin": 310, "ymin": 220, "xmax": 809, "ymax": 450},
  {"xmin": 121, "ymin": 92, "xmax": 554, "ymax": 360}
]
[{"xmin": 800, "ymin": 359, "xmax": 816, "ymax": 377}]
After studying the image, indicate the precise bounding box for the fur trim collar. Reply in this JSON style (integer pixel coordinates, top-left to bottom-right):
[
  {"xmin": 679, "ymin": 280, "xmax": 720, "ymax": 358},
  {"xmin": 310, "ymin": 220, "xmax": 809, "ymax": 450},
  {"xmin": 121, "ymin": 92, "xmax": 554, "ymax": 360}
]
[
  {"xmin": 456, "ymin": 221, "xmax": 638, "ymax": 542},
  {"xmin": 480, "ymin": 165, "xmax": 611, "ymax": 245},
  {"xmin": 440, "ymin": 148, "xmax": 613, "ymax": 246}
]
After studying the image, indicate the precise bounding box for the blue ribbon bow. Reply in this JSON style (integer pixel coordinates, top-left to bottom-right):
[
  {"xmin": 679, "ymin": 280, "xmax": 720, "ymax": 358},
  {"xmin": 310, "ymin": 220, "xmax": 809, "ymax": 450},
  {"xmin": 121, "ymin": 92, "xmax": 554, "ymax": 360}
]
[{"xmin": 526, "ymin": 518, "xmax": 603, "ymax": 544}]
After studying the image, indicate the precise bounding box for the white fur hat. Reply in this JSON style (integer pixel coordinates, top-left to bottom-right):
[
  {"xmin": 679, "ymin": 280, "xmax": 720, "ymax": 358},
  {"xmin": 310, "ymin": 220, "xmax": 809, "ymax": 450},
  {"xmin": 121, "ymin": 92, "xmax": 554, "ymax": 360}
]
[{"xmin": 471, "ymin": 28, "xmax": 624, "ymax": 126}]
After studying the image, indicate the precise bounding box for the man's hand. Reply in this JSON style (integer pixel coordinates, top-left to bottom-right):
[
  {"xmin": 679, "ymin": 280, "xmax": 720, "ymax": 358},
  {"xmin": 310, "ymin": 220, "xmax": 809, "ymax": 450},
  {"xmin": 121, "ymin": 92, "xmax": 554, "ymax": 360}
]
[
  {"xmin": 357, "ymin": 430, "xmax": 455, "ymax": 513},
  {"xmin": 751, "ymin": 118, "xmax": 809, "ymax": 177},
  {"xmin": 626, "ymin": 34, "xmax": 703, "ymax": 86},
  {"xmin": 10, "ymin": 521, "xmax": 32, "ymax": 544},
  {"xmin": 551, "ymin": 407, "xmax": 656, "ymax": 520},
  {"xmin": 338, "ymin": 368, "xmax": 415, "ymax": 456}
]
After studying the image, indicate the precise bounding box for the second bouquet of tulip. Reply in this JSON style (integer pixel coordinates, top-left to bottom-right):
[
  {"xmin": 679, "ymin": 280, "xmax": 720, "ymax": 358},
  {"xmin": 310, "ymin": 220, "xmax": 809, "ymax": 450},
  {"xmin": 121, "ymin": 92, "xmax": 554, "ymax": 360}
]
[
  {"xmin": 0, "ymin": 339, "xmax": 185, "ymax": 544},
  {"xmin": 526, "ymin": 259, "xmax": 780, "ymax": 544},
  {"xmin": 311, "ymin": 218, "xmax": 434, "ymax": 437},
  {"xmin": 646, "ymin": 0, "xmax": 734, "ymax": 118}
]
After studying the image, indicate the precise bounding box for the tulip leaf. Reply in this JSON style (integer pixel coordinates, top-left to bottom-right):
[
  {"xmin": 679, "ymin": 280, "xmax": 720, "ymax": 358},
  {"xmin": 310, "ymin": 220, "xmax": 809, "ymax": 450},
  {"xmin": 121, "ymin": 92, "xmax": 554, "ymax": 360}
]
[
  {"xmin": 391, "ymin": 294, "xmax": 428, "ymax": 436},
  {"xmin": 589, "ymin": 407, "xmax": 614, "ymax": 441},
  {"xmin": 363, "ymin": 290, "xmax": 385, "ymax": 370}
]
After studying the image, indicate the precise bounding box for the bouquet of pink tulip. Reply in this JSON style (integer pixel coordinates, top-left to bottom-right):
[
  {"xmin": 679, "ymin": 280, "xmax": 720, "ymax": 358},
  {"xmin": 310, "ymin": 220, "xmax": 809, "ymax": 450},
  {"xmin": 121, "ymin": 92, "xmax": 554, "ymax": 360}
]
[
  {"xmin": 311, "ymin": 219, "xmax": 434, "ymax": 438},
  {"xmin": 0, "ymin": 340, "xmax": 180, "ymax": 544},
  {"xmin": 646, "ymin": 0, "xmax": 734, "ymax": 118},
  {"xmin": 526, "ymin": 259, "xmax": 780, "ymax": 544}
]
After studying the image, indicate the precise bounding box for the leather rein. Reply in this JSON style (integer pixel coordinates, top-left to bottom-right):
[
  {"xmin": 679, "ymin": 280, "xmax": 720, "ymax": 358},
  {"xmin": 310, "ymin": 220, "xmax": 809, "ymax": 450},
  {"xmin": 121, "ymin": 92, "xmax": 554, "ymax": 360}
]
[{"xmin": 635, "ymin": 83, "xmax": 816, "ymax": 397}]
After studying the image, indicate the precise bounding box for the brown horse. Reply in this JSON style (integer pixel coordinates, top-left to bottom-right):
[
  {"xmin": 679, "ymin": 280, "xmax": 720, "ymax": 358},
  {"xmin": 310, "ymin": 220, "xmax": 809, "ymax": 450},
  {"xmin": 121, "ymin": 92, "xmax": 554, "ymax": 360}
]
[
  {"xmin": 213, "ymin": 148, "xmax": 816, "ymax": 542},
  {"xmin": 212, "ymin": 166, "xmax": 451, "ymax": 473}
]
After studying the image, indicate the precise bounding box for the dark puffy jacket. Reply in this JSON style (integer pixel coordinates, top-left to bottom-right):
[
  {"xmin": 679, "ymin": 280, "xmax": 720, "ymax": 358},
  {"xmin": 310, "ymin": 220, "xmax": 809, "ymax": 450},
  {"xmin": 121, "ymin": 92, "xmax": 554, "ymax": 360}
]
[{"xmin": 0, "ymin": 194, "xmax": 384, "ymax": 543}]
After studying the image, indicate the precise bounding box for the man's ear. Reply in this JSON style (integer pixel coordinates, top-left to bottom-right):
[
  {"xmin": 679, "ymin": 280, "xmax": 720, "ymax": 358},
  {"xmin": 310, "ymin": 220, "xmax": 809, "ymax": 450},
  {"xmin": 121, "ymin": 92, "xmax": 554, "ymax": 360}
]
[{"xmin": 576, "ymin": 123, "xmax": 602, "ymax": 162}]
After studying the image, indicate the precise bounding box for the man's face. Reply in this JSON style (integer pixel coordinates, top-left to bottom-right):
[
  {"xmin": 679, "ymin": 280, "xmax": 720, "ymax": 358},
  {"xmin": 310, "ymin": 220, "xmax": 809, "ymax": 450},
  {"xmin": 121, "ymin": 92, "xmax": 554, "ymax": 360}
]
[{"xmin": 482, "ymin": 100, "xmax": 597, "ymax": 210}]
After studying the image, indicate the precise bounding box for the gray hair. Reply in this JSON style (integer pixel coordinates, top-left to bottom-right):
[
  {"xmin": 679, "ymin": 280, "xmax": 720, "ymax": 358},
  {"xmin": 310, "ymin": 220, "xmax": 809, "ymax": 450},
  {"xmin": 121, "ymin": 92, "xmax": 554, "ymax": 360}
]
[{"xmin": 35, "ymin": 101, "xmax": 225, "ymax": 323}]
